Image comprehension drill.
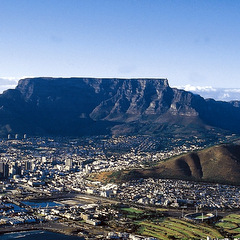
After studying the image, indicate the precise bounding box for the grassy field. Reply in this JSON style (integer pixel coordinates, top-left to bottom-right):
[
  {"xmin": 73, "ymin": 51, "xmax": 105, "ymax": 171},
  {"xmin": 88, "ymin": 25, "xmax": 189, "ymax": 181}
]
[
  {"xmin": 121, "ymin": 207, "xmax": 144, "ymax": 214},
  {"xmin": 215, "ymin": 213, "xmax": 240, "ymax": 236},
  {"xmin": 216, "ymin": 221, "xmax": 238, "ymax": 229},
  {"xmin": 156, "ymin": 208, "xmax": 168, "ymax": 212},
  {"xmin": 136, "ymin": 217, "xmax": 223, "ymax": 240},
  {"xmin": 195, "ymin": 214, "xmax": 213, "ymax": 220}
]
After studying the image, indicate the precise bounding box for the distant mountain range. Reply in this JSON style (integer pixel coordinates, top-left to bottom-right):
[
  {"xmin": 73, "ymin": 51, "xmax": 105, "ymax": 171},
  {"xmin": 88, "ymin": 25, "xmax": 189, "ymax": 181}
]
[
  {"xmin": 0, "ymin": 77, "xmax": 240, "ymax": 137},
  {"xmin": 115, "ymin": 143, "xmax": 240, "ymax": 185}
]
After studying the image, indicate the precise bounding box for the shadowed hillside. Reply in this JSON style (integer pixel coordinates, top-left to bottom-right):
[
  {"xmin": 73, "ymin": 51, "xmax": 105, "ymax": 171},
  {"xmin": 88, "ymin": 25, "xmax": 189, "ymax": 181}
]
[
  {"xmin": 0, "ymin": 77, "xmax": 240, "ymax": 137},
  {"xmin": 115, "ymin": 144, "xmax": 240, "ymax": 184}
]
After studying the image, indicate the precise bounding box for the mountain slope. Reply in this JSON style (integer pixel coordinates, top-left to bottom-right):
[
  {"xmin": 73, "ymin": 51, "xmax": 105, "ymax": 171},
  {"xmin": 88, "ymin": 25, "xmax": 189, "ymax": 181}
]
[
  {"xmin": 0, "ymin": 77, "xmax": 240, "ymax": 137},
  {"xmin": 119, "ymin": 144, "xmax": 240, "ymax": 184}
]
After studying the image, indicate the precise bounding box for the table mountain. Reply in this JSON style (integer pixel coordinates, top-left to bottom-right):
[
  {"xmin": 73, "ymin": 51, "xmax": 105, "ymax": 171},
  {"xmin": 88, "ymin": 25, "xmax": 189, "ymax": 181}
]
[{"xmin": 0, "ymin": 77, "xmax": 239, "ymax": 137}]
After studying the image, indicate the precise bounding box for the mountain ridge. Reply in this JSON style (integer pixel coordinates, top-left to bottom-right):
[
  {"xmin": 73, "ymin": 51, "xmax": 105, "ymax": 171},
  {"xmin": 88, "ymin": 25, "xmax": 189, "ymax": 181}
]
[{"xmin": 0, "ymin": 77, "xmax": 240, "ymax": 137}]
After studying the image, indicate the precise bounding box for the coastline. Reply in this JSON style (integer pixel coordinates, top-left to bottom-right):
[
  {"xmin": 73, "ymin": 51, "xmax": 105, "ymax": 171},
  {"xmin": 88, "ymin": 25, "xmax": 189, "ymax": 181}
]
[{"xmin": 0, "ymin": 222, "xmax": 85, "ymax": 238}]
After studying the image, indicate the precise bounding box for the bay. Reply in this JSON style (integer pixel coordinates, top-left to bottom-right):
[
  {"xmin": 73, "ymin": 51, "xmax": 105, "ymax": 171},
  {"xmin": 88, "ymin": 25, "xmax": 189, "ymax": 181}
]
[
  {"xmin": 22, "ymin": 201, "xmax": 62, "ymax": 208},
  {"xmin": 0, "ymin": 230, "xmax": 84, "ymax": 240}
]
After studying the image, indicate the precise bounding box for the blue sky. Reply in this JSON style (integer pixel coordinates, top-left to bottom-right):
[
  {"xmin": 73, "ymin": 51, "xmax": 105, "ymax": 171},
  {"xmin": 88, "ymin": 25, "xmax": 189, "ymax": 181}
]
[{"xmin": 0, "ymin": 0, "xmax": 240, "ymax": 90}]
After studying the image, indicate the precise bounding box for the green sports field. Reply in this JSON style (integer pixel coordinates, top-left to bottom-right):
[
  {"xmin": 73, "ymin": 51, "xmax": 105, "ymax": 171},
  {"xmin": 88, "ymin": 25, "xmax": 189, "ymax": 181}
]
[{"xmin": 136, "ymin": 217, "xmax": 223, "ymax": 240}]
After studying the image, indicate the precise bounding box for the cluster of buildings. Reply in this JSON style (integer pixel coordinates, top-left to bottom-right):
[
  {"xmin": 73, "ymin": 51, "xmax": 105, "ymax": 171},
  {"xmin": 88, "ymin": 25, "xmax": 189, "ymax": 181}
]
[
  {"xmin": 114, "ymin": 178, "xmax": 240, "ymax": 209},
  {"xmin": 0, "ymin": 195, "xmax": 158, "ymax": 239},
  {"xmin": 0, "ymin": 134, "xmax": 239, "ymax": 239},
  {"xmin": 0, "ymin": 132, "xmax": 234, "ymax": 180},
  {"xmin": 0, "ymin": 134, "xmax": 206, "ymax": 188},
  {"xmin": 0, "ymin": 135, "xmax": 239, "ymax": 210},
  {"xmin": 106, "ymin": 232, "xmax": 157, "ymax": 240}
]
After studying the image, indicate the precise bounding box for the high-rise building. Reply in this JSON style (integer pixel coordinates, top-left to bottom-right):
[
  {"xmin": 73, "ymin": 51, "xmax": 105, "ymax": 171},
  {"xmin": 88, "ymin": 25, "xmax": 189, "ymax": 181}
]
[
  {"xmin": 0, "ymin": 162, "xmax": 9, "ymax": 179},
  {"xmin": 65, "ymin": 158, "xmax": 73, "ymax": 169},
  {"xmin": 14, "ymin": 163, "xmax": 21, "ymax": 176},
  {"xmin": 25, "ymin": 161, "xmax": 32, "ymax": 170}
]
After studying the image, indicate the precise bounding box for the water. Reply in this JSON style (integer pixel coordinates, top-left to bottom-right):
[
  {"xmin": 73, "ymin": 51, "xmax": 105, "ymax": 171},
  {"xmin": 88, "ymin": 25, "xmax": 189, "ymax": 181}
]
[
  {"xmin": 4, "ymin": 204, "xmax": 26, "ymax": 213},
  {"xmin": 0, "ymin": 230, "xmax": 84, "ymax": 240},
  {"xmin": 22, "ymin": 201, "xmax": 62, "ymax": 208}
]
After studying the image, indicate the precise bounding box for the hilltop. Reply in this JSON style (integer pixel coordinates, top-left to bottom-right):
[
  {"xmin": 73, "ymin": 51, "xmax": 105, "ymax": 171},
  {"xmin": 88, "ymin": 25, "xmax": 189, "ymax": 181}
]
[{"xmin": 111, "ymin": 143, "xmax": 240, "ymax": 185}]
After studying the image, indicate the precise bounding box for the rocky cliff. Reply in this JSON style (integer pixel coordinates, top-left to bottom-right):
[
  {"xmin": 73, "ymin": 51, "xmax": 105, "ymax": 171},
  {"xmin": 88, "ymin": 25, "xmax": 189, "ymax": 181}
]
[{"xmin": 0, "ymin": 77, "xmax": 239, "ymax": 137}]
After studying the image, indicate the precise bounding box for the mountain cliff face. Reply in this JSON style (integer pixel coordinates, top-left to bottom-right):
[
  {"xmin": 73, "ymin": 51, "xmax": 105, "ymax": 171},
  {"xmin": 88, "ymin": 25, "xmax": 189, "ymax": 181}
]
[{"xmin": 0, "ymin": 77, "xmax": 239, "ymax": 137}]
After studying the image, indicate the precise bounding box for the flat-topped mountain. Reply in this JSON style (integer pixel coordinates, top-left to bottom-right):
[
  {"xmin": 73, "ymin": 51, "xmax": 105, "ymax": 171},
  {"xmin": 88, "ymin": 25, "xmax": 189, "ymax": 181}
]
[{"xmin": 0, "ymin": 77, "xmax": 240, "ymax": 137}]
